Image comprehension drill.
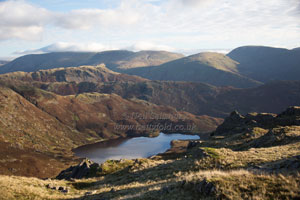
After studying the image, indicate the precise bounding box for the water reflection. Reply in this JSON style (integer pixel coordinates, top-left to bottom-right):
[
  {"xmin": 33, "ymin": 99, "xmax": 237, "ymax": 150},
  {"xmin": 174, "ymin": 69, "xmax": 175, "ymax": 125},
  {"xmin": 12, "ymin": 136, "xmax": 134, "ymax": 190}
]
[{"xmin": 73, "ymin": 133, "xmax": 199, "ymax": 164}]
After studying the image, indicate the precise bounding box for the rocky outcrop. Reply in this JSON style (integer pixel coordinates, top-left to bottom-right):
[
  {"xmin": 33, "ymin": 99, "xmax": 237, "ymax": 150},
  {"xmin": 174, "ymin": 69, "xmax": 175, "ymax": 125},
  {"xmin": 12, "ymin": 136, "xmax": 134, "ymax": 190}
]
[
  {"xmin": 276, "ymin": 106, "xmax": 300, "ymax": 126},
  {"xmin": 211, "ymin": 106, "xmax": 300, "ymax": 136},
  {"xmin": 56, "ymin": 159, "xmax": 100, "ymax": 180}
]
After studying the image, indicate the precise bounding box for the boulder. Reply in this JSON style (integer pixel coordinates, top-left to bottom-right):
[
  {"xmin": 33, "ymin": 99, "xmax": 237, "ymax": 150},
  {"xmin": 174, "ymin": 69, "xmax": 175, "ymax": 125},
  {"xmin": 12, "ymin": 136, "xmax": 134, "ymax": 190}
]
[
  {"xmin": 187, "ymin": 140, "xmax": 202, "ymax": 149},
  {"xmin": 56, "ymin": 158, "xmax": 100, "ymax": 180},
  {"xmin": 196, "ymin": 179, "xmax": 216, "ymax": 196},
  {"xmin": 212, "ymin": 111, "xmax": 247, "ymax": 136}
]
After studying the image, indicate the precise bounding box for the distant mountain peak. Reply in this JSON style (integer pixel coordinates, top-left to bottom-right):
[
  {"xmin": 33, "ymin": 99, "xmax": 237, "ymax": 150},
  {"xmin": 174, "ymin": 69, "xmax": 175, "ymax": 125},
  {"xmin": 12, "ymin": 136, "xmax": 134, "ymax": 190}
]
[{"xmin": 0, "ymin": 50, "xmax": 183, "ymax": 74}]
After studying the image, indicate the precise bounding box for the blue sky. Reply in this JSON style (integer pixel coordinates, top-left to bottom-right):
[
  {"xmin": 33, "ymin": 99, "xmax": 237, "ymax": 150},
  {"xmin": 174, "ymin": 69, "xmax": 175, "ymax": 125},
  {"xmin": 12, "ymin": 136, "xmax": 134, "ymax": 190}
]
[
  {"xmin": 29, "ymin": 0, "xmax": 120, "ymax": 11},
  {"xmin": 0, "ymin": 0, "xmax": 299, "ymax": 60}
]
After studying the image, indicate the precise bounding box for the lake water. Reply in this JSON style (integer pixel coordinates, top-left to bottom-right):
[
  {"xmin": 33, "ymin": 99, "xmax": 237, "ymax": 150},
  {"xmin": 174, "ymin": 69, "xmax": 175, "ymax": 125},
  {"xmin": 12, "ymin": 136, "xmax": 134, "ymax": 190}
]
[{"xmin": 73, "ymin": 133, "xmax": 200, "ymax": 164}]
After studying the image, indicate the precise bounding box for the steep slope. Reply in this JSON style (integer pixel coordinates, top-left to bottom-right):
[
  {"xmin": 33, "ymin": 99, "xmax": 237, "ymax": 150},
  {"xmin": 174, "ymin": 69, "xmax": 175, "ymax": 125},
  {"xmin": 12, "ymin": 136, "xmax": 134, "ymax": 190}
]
[
  {"xmin": 227, "ymin": 46, "xmax": 300, "ymax": 82},
  {"xmin": 0, "ymin": 50, "xmax": 183, "ymax": 74},
  {"xmin": 0, "ymin": 84, "xmax": 91, "ymax": 178},
  {"xmin": 124, "ymin": 52, "xmax": 262, "ymax": 88}
]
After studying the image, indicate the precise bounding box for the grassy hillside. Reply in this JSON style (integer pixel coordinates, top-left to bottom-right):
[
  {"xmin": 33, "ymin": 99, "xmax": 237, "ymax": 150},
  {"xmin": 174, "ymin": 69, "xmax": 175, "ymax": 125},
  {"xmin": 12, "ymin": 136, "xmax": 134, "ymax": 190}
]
[
  {"xmin": 227, "ymin": 46, "xmax": 300, "ymax": 82},
  {"xmin": 1, "ymin": 107, "xmax": 299, "ymax": 199},
  {"xmin": 0, "ymin": 85, "xmax": 89, "ymax": 178},
  {"xmin": 124, "ymin": 52, "xmax": 262, "ymax": 88}
]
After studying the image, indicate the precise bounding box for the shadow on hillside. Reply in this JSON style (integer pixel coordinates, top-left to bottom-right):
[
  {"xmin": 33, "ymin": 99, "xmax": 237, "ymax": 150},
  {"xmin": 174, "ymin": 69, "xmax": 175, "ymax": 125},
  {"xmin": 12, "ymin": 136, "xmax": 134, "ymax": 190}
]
[
  {"xmin": 240, "ymin": 135, "xmax": 300, "ymax": 151},
  {"xmin": 70, "ymin": 158, "xmax": 187, "ymax": 190},
  {"xmin": 249, "ymin": 155, "xmax": 300, "ymax": 174},
  {"xmin": 65, "ymin": 181, "xmax": 179, "ymax": 200}
]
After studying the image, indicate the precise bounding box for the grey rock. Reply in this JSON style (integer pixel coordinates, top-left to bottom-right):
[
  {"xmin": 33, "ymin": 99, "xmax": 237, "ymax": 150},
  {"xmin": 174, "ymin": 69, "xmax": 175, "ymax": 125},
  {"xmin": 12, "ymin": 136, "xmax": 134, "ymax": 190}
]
[
  {"xmin": 161, "ymin": 186, "xmax": 169, "ymax": 194},
  {"xmin": 196, "ymin": 179, "xmax": 216, "ymax": 196},
  {"xmin": 110, "ymin": 188, "xmax": 116, "ymax": 193},
  {"xmin": 56, "ymin": 158, "xmax": 100, "ymax": 180},
  {"xmin": 58, "ymin": 186, "xmax": 66, "ymax": 191},
  {"xmin": 187, "ymin": 140, "xmax": 202, "ymax": 149},
  {"xmin": 62, "ymin": 189, "xmax": 69, "ymax": 194}
]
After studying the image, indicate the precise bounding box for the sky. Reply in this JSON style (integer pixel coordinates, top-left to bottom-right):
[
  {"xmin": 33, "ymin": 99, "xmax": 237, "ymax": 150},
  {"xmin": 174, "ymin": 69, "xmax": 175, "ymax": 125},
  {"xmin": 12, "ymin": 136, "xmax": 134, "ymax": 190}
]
[{"xmin": 0, "ymin": 0, "xmax": 299, "ymax": 60}]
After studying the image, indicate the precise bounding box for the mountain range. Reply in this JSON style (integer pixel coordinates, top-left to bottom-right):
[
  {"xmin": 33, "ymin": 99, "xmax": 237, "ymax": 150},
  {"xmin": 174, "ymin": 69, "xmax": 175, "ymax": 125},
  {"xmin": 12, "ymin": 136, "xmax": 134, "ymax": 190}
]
[
  {"xmin": 1, "ymin": 46, "xmax": 299, "ymax": 88},
  {"xmin": 0, "ymin": 50, "xmax": 183, "ymax": 74}
]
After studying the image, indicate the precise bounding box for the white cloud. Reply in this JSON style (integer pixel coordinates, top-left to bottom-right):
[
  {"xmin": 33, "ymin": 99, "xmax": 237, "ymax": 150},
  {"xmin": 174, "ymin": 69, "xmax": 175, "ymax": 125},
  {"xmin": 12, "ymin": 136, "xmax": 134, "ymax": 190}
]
[
  {"xmin": 168, "ymin": 0, "xmax": 215, "ymax": 9},
  {"xmin": 0, "ymin": 0, "xmax": 144, "ymax": 40},
  {"xmin": 54, "ymin": 7, "xmax": 141, "ymax": 30},
  {"xmin": 0, "ymin": 0, "xmax": 299, "ymax": 55},
  {"xmin": 0, "ymin": 26, "xmax": 43, "ymax": 40},
  {"xmin": 15, "ymin": 41, "xmax": 176, "ymax": 55},
  {"xmin": 126, "ymin": 41, "xmax": 175, "ymax": 52},
  {"xmin": 0, "ymin": 0, "xmax": 50, "ymax": 40},
  {"xmin": 15, "ymin": 42, "xmax": 119, "ymax": 54}
]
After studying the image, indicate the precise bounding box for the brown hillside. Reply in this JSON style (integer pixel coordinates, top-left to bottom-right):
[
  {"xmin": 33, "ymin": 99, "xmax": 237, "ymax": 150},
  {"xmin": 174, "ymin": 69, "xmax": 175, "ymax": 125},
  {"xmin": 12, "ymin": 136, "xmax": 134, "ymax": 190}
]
[
  {"xmin": 0, "ymin": 85, "xmax": 90, "ymax": 178},
  {"xmin": 30, "ymin": 80, "xmax": 300, "ymax": 118},
  {"xmin": 0, "ymin": 80, "xmax": 222, "ymax": 177},
  {"xmin": 3, "ymin": 66, "xmax": 300, "ymax": 118}
]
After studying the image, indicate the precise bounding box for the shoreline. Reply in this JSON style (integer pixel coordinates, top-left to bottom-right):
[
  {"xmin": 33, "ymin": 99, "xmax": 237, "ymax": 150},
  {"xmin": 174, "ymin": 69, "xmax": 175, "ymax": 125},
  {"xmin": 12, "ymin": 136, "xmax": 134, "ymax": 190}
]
[{"xmin": 71, "ymin": 132, "xmax": 201, "ymax": 165}]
